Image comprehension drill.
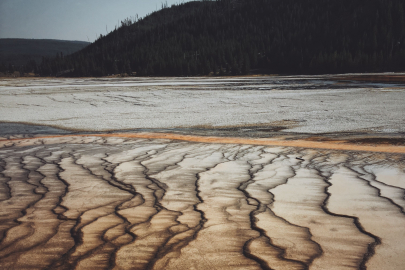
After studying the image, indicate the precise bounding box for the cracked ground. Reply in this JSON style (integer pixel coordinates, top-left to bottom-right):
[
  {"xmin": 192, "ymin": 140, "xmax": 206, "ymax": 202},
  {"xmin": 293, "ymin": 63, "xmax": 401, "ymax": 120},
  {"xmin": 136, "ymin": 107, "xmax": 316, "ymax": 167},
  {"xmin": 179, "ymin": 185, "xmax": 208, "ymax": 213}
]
[{"xmin": 0, "ymin": 135, "xmax": 404, "ymax": 270}]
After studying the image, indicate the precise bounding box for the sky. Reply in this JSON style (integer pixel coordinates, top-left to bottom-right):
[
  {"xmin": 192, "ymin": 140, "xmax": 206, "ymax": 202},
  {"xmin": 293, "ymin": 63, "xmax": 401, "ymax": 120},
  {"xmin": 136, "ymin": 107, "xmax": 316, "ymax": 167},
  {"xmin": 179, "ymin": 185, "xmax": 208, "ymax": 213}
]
[{"xmin": 0, "ymin": 0, "xmax": 191, "ymax": 42}]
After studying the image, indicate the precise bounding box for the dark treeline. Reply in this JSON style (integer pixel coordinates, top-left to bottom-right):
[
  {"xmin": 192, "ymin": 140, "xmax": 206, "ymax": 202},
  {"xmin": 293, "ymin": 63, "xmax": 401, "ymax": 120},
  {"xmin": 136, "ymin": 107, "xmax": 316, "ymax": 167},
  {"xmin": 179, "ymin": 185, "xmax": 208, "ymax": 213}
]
[
  {"xmin": 38, "ymin": 0, "xmax": 405, "ymax": 77},
  {"xmin": 0, "ymin": 39, "xmax": 89, "ymax": 76},
  {"xmin": 0, "ymin": 60, "xmax": 38, "ymax": 76}
]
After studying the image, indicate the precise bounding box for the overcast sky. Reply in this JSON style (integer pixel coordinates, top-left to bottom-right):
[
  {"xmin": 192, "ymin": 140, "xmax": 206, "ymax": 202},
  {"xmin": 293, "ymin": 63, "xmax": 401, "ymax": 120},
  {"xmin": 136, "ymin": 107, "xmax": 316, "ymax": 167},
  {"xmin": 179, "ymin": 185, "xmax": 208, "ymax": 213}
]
[{"xmin": 0, "ymin": 0, "xmax": 192, "ymax": 42}]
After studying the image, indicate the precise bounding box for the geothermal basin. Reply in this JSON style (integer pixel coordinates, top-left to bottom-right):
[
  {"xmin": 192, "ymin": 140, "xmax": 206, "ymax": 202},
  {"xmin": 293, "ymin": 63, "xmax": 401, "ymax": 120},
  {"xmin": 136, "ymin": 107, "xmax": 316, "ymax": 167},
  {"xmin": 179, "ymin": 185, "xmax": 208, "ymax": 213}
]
[{"xmin": 0, "ymin": 75, "xmax": 404, "ymax": 269}]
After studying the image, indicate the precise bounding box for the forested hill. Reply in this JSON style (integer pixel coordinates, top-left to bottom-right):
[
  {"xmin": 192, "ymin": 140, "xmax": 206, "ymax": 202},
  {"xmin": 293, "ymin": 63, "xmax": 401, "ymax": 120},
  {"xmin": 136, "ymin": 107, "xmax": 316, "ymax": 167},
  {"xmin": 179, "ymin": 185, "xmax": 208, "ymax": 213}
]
[
  {"xmin": 39, "ymin": 0, "xmax": 405, "ymax": 77},
  {"xmin": 0, "ymin": 39, "xmax": 89, "ymax": 74}
]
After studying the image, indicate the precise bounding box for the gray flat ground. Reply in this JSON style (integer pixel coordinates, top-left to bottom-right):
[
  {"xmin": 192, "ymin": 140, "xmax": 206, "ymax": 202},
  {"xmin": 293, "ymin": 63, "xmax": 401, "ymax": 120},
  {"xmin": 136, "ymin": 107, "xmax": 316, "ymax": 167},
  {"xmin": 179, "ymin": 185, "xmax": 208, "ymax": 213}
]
[{"xmin": 0, "ymin": 75, "xmax": 404, "ymax": 135}]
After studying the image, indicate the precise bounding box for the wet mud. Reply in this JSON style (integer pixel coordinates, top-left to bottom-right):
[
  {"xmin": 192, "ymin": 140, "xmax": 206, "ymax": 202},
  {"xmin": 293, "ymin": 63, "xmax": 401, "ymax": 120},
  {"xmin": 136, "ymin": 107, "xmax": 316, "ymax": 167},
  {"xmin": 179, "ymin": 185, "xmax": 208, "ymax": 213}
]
[{"xmin": 0, "ymin": 136, "xmax": 404, "ymax": 269}]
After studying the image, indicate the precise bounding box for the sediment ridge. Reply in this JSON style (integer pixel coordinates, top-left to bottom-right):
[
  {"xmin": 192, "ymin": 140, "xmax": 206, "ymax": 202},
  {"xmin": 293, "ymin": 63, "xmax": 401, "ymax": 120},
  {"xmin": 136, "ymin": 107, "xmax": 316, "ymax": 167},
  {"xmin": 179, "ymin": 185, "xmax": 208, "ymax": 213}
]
[{"xmin": 2, "ymin": 132, "xmax": 405, "ymax": 154}]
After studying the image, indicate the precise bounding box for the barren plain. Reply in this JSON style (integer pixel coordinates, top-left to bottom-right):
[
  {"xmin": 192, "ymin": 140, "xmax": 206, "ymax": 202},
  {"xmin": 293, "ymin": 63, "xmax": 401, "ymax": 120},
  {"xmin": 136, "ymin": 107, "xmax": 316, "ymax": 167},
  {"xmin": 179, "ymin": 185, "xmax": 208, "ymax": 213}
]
[
  {"xmin": 0, "ymin": 75, "xmax": 404, "ymax": 270},
  {"xmin": 0, "ymin": 75, "xmax": 405, "ymax": 134}
]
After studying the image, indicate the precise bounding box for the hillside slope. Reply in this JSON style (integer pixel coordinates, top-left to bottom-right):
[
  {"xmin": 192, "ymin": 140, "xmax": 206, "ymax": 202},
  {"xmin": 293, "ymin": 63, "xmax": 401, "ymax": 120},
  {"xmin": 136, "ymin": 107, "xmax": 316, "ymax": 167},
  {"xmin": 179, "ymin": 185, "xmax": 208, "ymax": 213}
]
[
  {"xmin": 39, "ymin": 0, "xmax": 405, "ymax": 76},
  {"xmin": 0, "ymin": 39, "xmax": 89, "ymax": 74}
]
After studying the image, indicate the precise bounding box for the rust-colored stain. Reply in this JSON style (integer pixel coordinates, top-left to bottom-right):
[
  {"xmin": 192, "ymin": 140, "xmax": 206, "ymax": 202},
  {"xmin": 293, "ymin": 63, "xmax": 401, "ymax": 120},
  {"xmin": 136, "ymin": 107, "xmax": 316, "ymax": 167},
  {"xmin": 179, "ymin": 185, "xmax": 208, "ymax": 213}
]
[{"xmin": 2, "ymin": 132, "xmax": 405, "ymax": 153}]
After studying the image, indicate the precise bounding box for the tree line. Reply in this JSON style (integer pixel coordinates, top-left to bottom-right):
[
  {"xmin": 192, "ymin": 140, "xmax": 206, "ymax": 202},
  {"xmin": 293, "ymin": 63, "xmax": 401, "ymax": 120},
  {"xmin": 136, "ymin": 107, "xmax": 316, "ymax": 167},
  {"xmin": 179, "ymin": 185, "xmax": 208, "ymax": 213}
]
[{"xmin": 32, "ymin": 0, "xmax": 405, "ymax": 76}]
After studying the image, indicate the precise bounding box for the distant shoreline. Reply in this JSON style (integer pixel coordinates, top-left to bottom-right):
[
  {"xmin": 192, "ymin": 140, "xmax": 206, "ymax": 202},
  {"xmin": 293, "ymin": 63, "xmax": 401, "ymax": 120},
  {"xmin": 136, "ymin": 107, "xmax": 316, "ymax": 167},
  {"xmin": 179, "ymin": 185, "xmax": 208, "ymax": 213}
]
[{"xmin": 3, "ymin": 72, "xmax": 405, "ymax": 83}]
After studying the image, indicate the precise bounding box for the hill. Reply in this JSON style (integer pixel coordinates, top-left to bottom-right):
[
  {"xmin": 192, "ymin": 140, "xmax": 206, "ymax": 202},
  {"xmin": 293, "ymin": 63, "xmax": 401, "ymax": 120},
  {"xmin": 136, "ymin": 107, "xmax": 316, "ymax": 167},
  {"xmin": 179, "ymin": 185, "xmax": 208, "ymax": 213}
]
[
  {"xmin": 38, "ymin": 0, "xmax": 405, "ymax": 76},
  {"xmin": 0, "ymin": 39, "xmax": 89, "ymax": 74}
]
